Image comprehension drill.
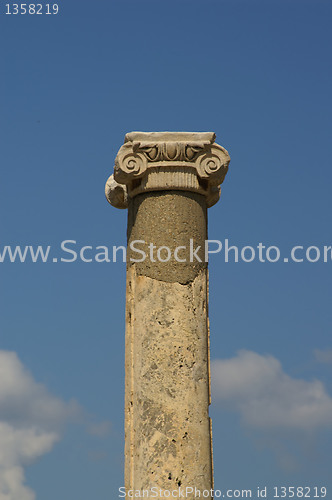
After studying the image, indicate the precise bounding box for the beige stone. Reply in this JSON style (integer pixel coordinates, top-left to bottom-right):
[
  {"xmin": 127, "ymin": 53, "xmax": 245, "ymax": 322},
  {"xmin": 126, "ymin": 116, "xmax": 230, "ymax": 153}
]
[
  {"xmin": 106, "ymin": 132, "xmax": 230, "ymax": 499},
  {"xmin": 125, "ymin": 267, "xmax": 212, "ymax": 494},
  {"xmin": 106, "ymin": 131, "xmax": 230, "ymax": 209}
]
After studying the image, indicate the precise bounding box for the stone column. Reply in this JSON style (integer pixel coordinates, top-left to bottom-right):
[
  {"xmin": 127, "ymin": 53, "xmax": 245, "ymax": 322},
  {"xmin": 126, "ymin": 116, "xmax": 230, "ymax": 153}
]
[{"xmin": 105, "ymin": 132, "xmax": 230, "ymax": 498}]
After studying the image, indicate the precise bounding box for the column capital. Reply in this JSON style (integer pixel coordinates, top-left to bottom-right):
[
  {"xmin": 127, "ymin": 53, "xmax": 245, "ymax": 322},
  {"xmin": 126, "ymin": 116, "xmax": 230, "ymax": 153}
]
[{"xmin": 105, "ymin": 132, "xmax": 230, "ymax": 208}]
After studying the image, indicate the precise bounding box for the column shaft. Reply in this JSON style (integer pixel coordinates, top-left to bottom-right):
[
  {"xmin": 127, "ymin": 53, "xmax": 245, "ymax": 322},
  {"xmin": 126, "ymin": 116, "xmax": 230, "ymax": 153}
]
[{"xmin": 125, "ymin": 191, "xmax": 213, "ymax": 495}]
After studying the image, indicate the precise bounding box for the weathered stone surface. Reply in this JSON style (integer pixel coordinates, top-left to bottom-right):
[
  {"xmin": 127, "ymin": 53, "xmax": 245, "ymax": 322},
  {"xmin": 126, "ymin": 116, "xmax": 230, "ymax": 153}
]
[
  {"xmin": 105, "ymin": 131, "xmax": 230, "ymax": 208},
  {"xmin": 105, "ymin": 174, "xmax": 128, "ymax": 209},
  {"xmin": 125, "ymin": 267, "xmax": 212, "ymax": 496},
  {"xmin": 127, "ymin": 190, "xmax": 207, "ymax": 284}
]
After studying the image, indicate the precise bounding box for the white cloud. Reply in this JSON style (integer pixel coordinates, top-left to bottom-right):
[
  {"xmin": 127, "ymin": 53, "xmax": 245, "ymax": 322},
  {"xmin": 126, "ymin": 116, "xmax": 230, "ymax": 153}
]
[
  {"xmin": 211, "ymin": 350, "xmax": 332, "ymax": 430},
  {"xmin": 0, "ymin": 350, "xmax": 79, "ymax": 500},
  {"xmin": 314, "ymin": 348, "xmax": 332, "ymax": 364}
]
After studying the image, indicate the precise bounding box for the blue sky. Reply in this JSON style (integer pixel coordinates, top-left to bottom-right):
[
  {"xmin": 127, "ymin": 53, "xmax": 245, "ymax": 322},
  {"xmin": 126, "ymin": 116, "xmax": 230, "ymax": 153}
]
[{"xmin": 1, "ymin": 0, "xmax": 332, "ymax": 498}]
